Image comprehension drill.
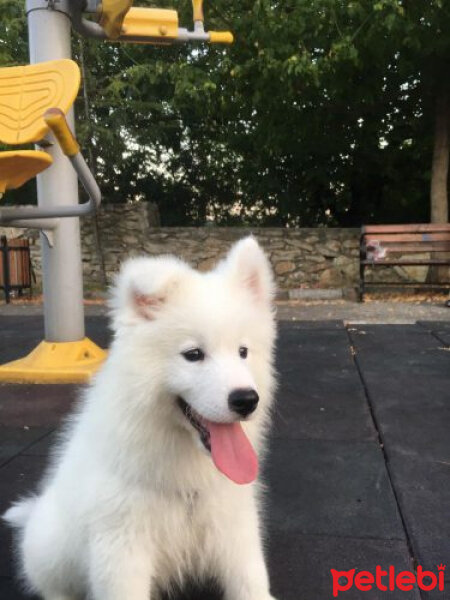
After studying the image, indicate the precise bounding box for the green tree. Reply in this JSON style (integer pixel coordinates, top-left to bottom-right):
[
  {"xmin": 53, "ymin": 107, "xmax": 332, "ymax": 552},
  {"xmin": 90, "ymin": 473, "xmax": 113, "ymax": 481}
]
[
  {"xmin": 365, "ymin": 0, "xmax": 450, "ymax": 222},
  {"xmin": 1, "ymin": 0, "xmax": 449, "ymax": 226}
]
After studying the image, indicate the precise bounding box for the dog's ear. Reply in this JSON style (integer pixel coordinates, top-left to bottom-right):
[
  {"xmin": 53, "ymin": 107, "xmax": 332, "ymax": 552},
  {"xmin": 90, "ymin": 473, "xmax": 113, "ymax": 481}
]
[
  {"xmin": 224, "ymin": 236, "xmax": 275, "ymax": 305},
  {"xmin": 110, "ymin": 256, "xmax": 191, "ymax": 327}
]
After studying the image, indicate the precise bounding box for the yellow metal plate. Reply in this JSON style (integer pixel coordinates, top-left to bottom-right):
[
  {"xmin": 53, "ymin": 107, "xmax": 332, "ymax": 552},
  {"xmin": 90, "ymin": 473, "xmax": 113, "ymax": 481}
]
[
  {"xmin": 0, "ymin": 150, "xmax": 52, "ymax": 195},
  {"xmin": 0, "ymin": 338, "xmax": 107, "ymax": 384},
  {"xmin": 0, "ymin": 59, "xmax": 81, "ymax": 145},
  {"xmin": 120, "ymin": 8, "xmax": 179, "ymax": 42}
]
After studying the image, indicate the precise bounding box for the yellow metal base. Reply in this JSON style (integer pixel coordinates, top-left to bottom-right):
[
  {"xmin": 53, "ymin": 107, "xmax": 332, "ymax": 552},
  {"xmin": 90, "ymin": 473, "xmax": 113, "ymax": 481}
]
[{"xmin": 0, "ymin": 338, "xmax": 107, "ymax": 384}]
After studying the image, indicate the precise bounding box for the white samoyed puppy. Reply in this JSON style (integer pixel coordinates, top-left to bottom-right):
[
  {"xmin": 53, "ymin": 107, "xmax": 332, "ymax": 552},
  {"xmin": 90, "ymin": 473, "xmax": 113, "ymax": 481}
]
[{"xmin": 3, "ymin": 236, "xmax": 278, "ymax": 600}]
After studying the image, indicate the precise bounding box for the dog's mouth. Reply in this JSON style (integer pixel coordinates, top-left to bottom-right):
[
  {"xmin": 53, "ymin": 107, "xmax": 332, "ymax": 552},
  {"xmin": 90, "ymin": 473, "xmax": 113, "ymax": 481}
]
[
  {"xmin": 176, "ymin": 396, "xmax": 258, "ymax": 485},
  {"xmin": 177, "ymin": 397, "xmax": 211, "ymax": 452}
]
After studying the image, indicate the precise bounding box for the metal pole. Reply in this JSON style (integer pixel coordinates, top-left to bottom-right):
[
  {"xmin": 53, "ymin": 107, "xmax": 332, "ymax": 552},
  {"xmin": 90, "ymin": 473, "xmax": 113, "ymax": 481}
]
[{"xmin": 26, "ymin": 0, "xmax": 85, "ymax": 342}]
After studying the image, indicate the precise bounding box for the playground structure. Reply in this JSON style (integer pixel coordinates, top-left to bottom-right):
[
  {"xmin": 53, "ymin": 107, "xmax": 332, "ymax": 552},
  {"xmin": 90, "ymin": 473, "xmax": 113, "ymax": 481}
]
[{"xmin": 0, "ymin": 0, "xmax": 233, "ymax": 383}]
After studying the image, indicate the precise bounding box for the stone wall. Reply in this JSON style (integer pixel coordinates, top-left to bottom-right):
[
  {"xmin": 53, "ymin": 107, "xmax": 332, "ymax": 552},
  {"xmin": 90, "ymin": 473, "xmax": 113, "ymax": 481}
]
[
  {"xmin": 80, "ymin": 204, "xmax": 361, "ymax": 290},
  {"xmin": 1, "ymin": 203, "xmax": 434, "ymax": 293}
]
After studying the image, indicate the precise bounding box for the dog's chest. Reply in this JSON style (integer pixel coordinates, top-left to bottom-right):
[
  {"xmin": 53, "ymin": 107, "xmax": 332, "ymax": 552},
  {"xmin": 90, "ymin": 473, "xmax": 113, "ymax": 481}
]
[
  {"xmin": 181, "ymin": 490, "xmax": 199, "ymax": 518},
  {"xmin": 149, "ymin": 490, "xmax": 214, "ymax": 579}
]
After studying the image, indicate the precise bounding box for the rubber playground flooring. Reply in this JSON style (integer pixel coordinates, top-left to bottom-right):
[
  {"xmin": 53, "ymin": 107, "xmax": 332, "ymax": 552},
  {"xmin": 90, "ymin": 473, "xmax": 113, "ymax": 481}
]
[{"xmin": 0, "ymin": 315, "xmax": 449, "ymax": 600}]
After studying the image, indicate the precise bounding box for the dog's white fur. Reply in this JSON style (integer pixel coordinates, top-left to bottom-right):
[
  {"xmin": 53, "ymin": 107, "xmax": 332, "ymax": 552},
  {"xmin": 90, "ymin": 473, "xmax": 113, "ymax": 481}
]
[{"xmin": 3, "ymin": 237, "xmax": 278, "ymax": 600}]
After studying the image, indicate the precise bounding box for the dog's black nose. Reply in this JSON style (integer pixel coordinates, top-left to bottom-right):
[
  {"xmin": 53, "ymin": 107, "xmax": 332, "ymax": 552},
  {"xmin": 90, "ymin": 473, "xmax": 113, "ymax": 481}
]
[{"xmin": 228, "ymin": 389, "xmax": 259, "ymax": 417}]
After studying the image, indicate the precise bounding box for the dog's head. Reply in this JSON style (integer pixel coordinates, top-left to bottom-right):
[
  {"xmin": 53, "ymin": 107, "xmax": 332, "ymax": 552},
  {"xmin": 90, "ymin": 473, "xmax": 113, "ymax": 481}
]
[{"xmin": 109, "ymin": 237, "xmax": 276, "ymax": 484}]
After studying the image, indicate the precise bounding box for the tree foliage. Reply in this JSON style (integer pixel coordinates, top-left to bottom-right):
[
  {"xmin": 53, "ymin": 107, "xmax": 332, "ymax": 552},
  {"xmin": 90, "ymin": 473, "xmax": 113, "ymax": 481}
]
[{"xmin": 1, "ymin": 0, "xmax": 449, "ymax": 225}]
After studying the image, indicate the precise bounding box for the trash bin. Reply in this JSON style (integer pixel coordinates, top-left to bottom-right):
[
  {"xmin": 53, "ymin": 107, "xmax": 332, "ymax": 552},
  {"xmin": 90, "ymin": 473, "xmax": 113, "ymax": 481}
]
[{"xmin": 0, "ymin": 236, "xmax": 33, "ymax": 303}]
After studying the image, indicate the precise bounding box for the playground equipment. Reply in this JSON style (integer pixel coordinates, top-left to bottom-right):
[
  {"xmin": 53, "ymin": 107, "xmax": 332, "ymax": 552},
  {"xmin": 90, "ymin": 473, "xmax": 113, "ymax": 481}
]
[
  {"xmin": 72, "ymin": 0, "xmax": 234, "ymax": 44},
  {"xmin": 0, "ymin": 0, "xmax": 233, "ymax": 383}
]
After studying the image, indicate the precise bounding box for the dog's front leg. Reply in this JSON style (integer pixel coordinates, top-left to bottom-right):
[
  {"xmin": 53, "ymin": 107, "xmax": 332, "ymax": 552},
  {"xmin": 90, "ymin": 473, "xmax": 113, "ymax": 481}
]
[
  {"xmin": 217, "ymin": 491, "xmax": 277, "ymax": 600},
  {"xmin": 88, "ymin": 529, "xmax": 153, "ymax": 600}
]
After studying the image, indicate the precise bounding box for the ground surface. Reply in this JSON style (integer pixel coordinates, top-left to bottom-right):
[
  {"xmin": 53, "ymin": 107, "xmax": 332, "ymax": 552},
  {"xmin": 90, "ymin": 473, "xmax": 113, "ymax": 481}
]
[
  {"xmin": 0, "ymin": 305, "xmax": 449, "ymax": 600},
  {"xmin": 2, "ymin": 297, "xmax": 450, "ymax": 323}
]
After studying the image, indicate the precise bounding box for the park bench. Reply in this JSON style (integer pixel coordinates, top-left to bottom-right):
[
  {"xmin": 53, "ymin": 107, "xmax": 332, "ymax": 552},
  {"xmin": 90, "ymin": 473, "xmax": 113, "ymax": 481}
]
[{"xmin": 359, "ymin": 224, "xmax": 450, "ymax": 301}]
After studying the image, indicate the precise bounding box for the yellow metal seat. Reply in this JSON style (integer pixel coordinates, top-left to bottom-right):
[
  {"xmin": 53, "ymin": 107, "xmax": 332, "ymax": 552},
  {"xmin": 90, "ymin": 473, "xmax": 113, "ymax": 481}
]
[
  {"xmin": 0, "ymin": 59, "xmax": 80, "ymax": 145},
  {"xmin": 0, "ymin": 150, "xmax": 53, "ymax": 195},
  {"xmin": 0, "ymin": 59, "xmax": 79, "ymax": 197}
]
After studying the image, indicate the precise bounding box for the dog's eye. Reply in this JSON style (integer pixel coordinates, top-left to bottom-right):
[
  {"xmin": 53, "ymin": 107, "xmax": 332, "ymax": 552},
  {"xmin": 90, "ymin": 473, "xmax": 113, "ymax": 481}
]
[
  {"xmin": 239, "ymin": 346, "xmax": 248, "ymax": 359},
  {"xmin": 182, "ymin": 348, "xmax": 205, "ymax": 362}
]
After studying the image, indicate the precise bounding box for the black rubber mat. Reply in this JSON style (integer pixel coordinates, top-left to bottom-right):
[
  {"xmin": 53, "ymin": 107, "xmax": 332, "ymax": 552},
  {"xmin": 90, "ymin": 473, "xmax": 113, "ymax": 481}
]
[{"xmin": 0, "ymin": 317, "xmax": 448, "ymax": 599}]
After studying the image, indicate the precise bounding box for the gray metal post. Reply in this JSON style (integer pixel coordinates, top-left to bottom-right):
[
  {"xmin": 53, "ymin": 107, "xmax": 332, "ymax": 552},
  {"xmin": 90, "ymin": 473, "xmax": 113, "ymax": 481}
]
[{"xmin": 26, "ymin": 0, "xmax": 85, "ymax": 342}]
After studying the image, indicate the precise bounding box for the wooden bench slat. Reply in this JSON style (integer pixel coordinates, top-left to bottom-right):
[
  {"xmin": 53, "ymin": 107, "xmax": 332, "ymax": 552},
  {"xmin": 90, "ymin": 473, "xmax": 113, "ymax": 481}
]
[
  {"xmin": 362, "ymin": 259, "xmax": 450, "ymax": 266},
  {"xmin": 364, "ymin": 243, "xmax": 450, "ymax": 253},
  {"xmin": 364, "ymin": 233, "xmax": 450, "ymax": 243},
  {"xmin": 363, "ymin": 224, "xmax": 450, "ymax": 234},
  {"xmin": 363, "ymin": 282, "xmax": 450, "ymax": 288}
]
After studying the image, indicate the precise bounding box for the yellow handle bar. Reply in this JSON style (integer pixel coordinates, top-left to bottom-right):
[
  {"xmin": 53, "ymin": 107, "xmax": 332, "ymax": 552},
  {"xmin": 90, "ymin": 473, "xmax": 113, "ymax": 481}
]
[
  {"xmin": 192, "ymin": 0, "xmax": 204, "ymax": 22},
  {"xmin": 100, "ymin": 0, "xmax": 134, "ymax": 39},
  {"xmin": 44, "ymin": 109, "xmax": 80, "ymax": 157},
  {"xmin": 209, "ymin": 31, "xmax": 234, "ymax": 44}
]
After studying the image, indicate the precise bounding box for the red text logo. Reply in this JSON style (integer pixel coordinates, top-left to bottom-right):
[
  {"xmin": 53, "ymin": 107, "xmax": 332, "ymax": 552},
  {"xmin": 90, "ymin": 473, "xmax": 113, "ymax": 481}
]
[{"xmin": 331, "ymin": 564, "xmax": 446, "ymax": 597}]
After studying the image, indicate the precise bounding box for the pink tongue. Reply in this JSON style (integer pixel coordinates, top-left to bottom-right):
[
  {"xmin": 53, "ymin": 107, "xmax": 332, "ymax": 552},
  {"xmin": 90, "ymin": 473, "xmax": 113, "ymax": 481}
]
[{"xmin": 205, "ymin": 421, "xmax": 258, "ymax": 485}]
